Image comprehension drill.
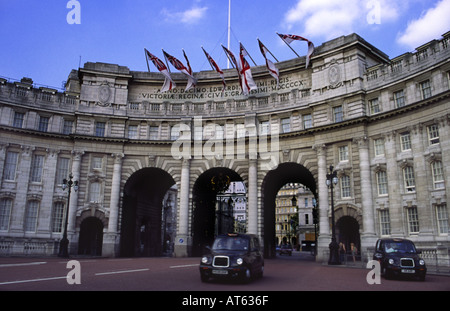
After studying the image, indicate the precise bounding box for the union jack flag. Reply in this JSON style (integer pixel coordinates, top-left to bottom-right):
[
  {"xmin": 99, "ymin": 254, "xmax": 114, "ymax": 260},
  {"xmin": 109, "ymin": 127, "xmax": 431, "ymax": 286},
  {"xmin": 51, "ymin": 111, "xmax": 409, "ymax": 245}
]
[
  {"xmin": 144, "ymin": 48, "xmax": 175, "ymax": 92},
  {"xmin": 258, "ymin": 39, "xmax": 279, "ymax": 86},
  {"xmin": 277, "ymin": 33, "xmax": 315, "ymax": 68},
  {"xmin": 202, "ymin": 47, "xmax": 226, "ymax": 95},
  {"xmin": 163, "ymin": 50, "xmax": 196, "ymax": 91},
  {"xmin": 145, "ymin": 49, "xmax": 168, "ymax": 72}
]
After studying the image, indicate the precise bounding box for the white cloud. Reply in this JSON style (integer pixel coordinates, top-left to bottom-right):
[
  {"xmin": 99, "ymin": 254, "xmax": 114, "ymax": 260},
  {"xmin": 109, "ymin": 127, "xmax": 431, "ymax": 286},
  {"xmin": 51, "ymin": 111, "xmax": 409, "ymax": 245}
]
[
  {"xmin": 283, "ymin": 0, "xmax": 400, "ymax": 39},
  {"xmin": 397, "ymin": 0, "xmax": 450, "ymax": 48},
  {"xmin": 161, "ymin": 5, "xmax": 208, "ymax": 25}
]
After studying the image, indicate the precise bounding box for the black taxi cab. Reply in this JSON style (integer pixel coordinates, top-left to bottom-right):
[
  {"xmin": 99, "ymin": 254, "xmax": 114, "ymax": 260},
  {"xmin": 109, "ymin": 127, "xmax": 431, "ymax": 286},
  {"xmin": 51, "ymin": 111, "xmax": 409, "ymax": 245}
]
[
  {"xmin": 373, "ymin": 238, "xmax": 427, "ymax": 281},
  {"xmin": 199, "ymin": 233, "xmax": 264, "ymax": 283}
]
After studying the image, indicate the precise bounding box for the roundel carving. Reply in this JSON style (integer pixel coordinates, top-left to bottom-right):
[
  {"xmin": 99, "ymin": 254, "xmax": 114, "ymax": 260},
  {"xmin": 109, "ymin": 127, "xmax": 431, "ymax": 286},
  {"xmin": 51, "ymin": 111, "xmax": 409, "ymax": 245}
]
[
  {"xmin": 328, "ymin": 63, "xmax": 341, "ymax": 88},
  {"xmin": 98, "ymin": 84, "xmax": 111, "ymax": 104}
]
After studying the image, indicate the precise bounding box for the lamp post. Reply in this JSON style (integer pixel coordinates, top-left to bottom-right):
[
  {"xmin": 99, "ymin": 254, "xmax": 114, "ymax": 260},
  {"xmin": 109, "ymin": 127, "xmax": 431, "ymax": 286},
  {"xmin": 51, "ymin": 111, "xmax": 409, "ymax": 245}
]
[
  {"xmin": 326, "ymin": 165, "xmax": 340, "ymax": 265},
  {"xmin": 59, "ymin": 173, "xmax": 78, "ymax": 258}
]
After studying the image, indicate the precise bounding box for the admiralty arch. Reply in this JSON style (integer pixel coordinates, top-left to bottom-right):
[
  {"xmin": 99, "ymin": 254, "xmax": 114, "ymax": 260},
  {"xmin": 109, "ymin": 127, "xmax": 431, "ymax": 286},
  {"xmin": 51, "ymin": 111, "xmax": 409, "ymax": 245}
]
[{"xmin": 0, "ymin": 33, "xmax": 449, "ymax": 261}]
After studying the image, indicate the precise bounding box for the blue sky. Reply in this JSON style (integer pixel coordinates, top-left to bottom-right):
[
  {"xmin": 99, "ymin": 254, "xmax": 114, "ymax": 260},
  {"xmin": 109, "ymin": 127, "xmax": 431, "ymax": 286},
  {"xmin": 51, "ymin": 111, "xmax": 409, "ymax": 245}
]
[{"xmin": 1, "ymin": 0, "xmax": 449, "ymax": 89}]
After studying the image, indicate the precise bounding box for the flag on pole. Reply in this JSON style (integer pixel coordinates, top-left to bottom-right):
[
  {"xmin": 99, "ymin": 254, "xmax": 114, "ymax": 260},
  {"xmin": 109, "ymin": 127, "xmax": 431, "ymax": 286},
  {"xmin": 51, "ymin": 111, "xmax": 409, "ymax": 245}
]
[
  {"xmin": 145, "ymin": 48, "xmax": 175, "ymax": 92},
  {"xmin": 202, "ymin": 47, "xmax": 226, "ymax": 96},
  {"xmin": 277, "ymin": 33, "xmax": 315, "ymax": 68},
  {"xmin": 222, "ymin": 45, "xmax": 242, "ymax": 91},
  {"xmin": 163, "ymin": 50, "xmax": 197, "ymax": 91},
  {"xmin": 239, "ymin": 42, "xmax": 258, "ymax": 95},
  {"xmin": 258, "ymin": 39, "xmax": 279, "ymax": 87}
]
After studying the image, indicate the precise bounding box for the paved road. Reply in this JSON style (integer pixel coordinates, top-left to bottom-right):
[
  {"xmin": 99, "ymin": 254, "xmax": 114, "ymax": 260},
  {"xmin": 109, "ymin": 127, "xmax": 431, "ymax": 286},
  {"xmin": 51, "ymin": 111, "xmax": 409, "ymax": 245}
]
[{"xmin": 0, "ymin": 252, "xmax": 448, "ymax": 292}]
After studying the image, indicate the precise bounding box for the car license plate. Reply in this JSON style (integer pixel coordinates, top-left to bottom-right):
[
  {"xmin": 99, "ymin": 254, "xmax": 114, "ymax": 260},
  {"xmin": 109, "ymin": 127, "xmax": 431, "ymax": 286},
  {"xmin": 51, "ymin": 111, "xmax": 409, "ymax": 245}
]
[
  {"xmin": 401, "ymin": 269, "xmax": 415, "ymax": 274},
  {"xmin": 212, "ymin": 270, "xmax": 228, "ymax": 275}
]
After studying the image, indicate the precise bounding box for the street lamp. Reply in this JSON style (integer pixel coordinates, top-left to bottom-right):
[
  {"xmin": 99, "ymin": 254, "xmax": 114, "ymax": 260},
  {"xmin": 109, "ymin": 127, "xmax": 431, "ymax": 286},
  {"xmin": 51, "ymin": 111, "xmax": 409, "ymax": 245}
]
[
  {"xmin": 326, "ymin": 165, "xmax": 340, "ymax": 265},
  {"xmin": 59, "ymin": 173, "xmax": 78, "ymax": 258}
]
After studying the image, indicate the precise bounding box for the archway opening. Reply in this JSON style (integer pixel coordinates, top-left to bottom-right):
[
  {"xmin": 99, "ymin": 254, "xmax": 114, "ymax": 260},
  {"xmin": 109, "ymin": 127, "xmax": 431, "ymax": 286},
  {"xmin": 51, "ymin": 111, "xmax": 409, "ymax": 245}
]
[
  {"xmin": 262, "ymin": 162, "xmax": 317, "ymax": 258},
  {"xmin": 78, "ymin": 217, "xmax": 104, "ymax": 256},
  {"xmin": 191, "ymin": 167, "xmax": 243, "ymax": 256},
  {"xmin": 336, "ymin": 216, "xmax": 361, "ymax": 261},
  {"xmin": 120, "ymin": 168, "xmax": 175, "ymax": 257}
]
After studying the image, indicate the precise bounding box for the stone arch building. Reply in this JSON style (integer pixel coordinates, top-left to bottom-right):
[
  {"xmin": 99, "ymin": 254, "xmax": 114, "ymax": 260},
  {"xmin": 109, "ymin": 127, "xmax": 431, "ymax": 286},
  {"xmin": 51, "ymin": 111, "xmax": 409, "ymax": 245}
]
[{"xmin": 0, "ymin": 33, "xmax": 449, "ymax": 261}]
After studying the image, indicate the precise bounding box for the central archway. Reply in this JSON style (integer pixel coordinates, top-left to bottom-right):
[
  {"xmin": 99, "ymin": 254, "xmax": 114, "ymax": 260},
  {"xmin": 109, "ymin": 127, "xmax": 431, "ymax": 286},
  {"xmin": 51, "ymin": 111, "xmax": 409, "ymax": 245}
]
[
  {"xmin": 262, "ymin": 162, "xmax": 317, "ymax": 258},
  {"xmin": 191, "ymin": 167, "xmax": 243, "ymax": 256},
  {"xmin": 120, "ymin": 168, "xmax": 175, "ymax": 257}
]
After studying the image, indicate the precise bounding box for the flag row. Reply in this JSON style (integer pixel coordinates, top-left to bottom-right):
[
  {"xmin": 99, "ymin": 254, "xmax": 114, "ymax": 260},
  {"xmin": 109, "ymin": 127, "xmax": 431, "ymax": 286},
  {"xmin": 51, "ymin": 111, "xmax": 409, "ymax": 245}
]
[{"xmin": 144, "ymin": 33, "xmax": 314, "ymax": 95}]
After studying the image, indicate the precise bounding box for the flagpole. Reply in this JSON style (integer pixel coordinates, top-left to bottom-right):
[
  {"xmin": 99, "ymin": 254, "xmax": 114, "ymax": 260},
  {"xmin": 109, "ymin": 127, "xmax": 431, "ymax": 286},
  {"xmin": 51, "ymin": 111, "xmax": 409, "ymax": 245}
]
[
  {"xmin": 162, "ymin": 49, "xmax": 171, "ymax": 73},
  {"xmin": 202, "ymin": 46, "xmax": 215, "ymax": 72},
  {"xmin": 144, "ymin": 49, "xmax": 151, "ymax": 72},
  {"xmin": 277, "ymin": 32, "xmax": 301, "ymax": 58},
  {"xmin": 240, "ymin": 42, "xmax": 257, "ymax": 66},
  {"xmin": 227, "ymin": 0, "xmax": 231, "ymax": 69},
  {"xmin": 222, "ymin": 45, "xmax": 236, "ymax": 70},
  {"xmin": 257, "ymin": 38, "xmax": 279, "ymax": 62}
]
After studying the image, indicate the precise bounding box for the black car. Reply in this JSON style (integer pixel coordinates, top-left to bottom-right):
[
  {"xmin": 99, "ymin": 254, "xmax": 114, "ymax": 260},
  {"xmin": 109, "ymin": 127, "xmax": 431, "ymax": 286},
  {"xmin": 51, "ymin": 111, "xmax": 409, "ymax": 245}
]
[
  {"xmin": 199, "ymin": 233, "xmax": 264, "ymax": 283},
  {"xmin": 373, "ymin": 238, "xmax": 426, "ymax": 281},
  {"xmin": 279, "ymin": 244, "xmax": 293, "ymax": 256}
]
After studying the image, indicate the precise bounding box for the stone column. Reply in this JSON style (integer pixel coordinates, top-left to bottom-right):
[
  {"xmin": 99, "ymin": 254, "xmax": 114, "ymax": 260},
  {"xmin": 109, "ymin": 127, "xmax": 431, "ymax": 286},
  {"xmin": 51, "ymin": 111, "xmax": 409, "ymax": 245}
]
[
  {"xmin": 384, "ymin": 131, "xmax": 403, "ymax": 236},
  {"xmin": 247, "ymin": 159, "xmax": 258, "ymax": 234},
  {"xmin": 314, "ymin": 144, "xmax": 330, "ymax": 261},
  {"xmin": 355, "ymin": 136, "xmax": 377, "ymax": 251},
  {"xmin": 108, "ymin": 153, "xmax": 124, "ymax": 233},
  {"xmin": 67, "ymin": 150, "xmax": 84, "ymax": 233},
  {"xmin": 175, "ymin": 158, "xmax": 191, "ymax": 257}
]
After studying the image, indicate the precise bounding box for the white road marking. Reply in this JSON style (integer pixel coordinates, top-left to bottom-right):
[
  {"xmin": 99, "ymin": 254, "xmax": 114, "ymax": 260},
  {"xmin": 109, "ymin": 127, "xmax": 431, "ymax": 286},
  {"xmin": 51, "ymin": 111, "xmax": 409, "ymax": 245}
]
[
  {"xmin": 0, "ymin": 276, "xmax": 66, "ymax": 286},
  {"xmin": 0, "ymin": 261, "xmax": 47, "ymax": 268},
  {"xmin": 95, "ymin": 268, "xmax": 149, "ymax": 276},
  {"xmin": 169, "ymin": 264, "xmax": 200, "ymax": 269}
]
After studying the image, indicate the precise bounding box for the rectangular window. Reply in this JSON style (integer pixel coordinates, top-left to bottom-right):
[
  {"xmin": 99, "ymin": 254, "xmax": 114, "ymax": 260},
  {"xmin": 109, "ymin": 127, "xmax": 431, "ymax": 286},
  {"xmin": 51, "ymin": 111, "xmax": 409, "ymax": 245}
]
[
  {"xmin": 4, "ymin": 151, "xmax": 19, "ymax": 181},
  {"xmin": 427, "ymin": 124, "xmax": 439, "ymax": 145},
  {"xmin": 128, "ymin": 125, "xmax": 138, "ymax": 139},
  {"xmin": 24, "ymin": 201, "xmax": 39, "ymax": 232},
  {"xmin": 51, "ymin": 202, "xmax": 65, "ymax": 233},
  {"xmin": 89, "ymin": 182, "xmax": 101, "ymax": 203},
  {"xmin": 400, "ymin": 132, "xmax": 411, "ymax": 151},
  {"xmin": 62, "ymin": 120, "xmax": 73, "ymax": 135},
  {"xmin": 374, "ymin": 138, "xmax": 385, "ymax": 156},
  {"xmin": 338, "ymin": 145, "xmax": 348, "ymax": 162},
  {"xmin": 333, "ymin": 106, "xmax": 343, "ymax": 122},
  {"xmin": 30, "ymin": 154, "xmax": 44, "ymax": 183},
  {"xmin": 340, "ymin": 175, "xmax": 351, "ymax": 198},
  {"xmin": 436, "ymin": 205, "xmax": 449, "ymax": 235},
  {"xmin": 379, "ymin": 210, "xmax": 391, "ymax": 236},
  {"xmin": 420, "ymin": 80, "xmax": 432, "ymax": 99},
  {"xmin": 56, "ymin": 157, "xmax": 70, "ymax": 185},
  {"xmin": 403, "ymin": 166, "xmax": 416, "ymax": 193},
  {"xmin": 260, "ymin": 121, "xmax": 270, "ymax": 135},
  {"xmin": 394, "ymin": 90, "xmax": 405, "ymax": 108},
  {"xmin": 149, "ymin": 126, "xmax": 159, "ymax": 140},
  {"xmin": 369, "ymin": 98, "xmax": 380, "ymax": 114},
  {"xmin": 95, "ymin": 122, "xmax": 106, "ymax": 137},
  {"xmin": 38, "ymin": 116, "xmax": 49, "ymax": 132},
  {"xmin": 92, "ymin": 157, "xmax": 103, "ymax": 170},
  {"xmin": 376, "ymin": 171, "xmax": 388, "ymax": 195},
  {"xmin": 13, "ymin": 112, "xmax": 25, "ymax": 128},
  {"xmin": 431, "ymin": 161, "xmax": 445, "ymax": 189},
  {"xmin": 303, "ymin": 114, "xmax": 312, "ymax": 129},
  {"xmin": 171, "ymin": 125, "xmax": 181, "ymax": 140},
  {"xmin": 407, "ymin": 207, "xmax": 419, "ymax": 234},
  {"xmin": 281, "ymin": 118, "xmax": 291, "ymax": 133},
  {"xmin": 0, "ymin": 198, "xmax": 12, "ymax": 231}
]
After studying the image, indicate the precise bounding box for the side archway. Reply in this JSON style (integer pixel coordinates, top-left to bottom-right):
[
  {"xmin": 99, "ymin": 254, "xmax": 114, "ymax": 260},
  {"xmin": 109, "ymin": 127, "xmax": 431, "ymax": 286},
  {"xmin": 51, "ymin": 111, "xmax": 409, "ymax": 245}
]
[{"xmin": 120, "ymin": 168, "xmax": 175, "ymax": 257}]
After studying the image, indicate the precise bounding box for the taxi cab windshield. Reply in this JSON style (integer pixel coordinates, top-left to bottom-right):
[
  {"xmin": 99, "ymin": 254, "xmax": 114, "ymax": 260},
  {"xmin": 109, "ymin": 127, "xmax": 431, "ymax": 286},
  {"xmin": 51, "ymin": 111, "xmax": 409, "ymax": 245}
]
[
  {"xmin": 212, "ymin": 237, "xmax": 249, "ymax": 251},
  {"xmin": 384, "ymin": 241, "xmax": 417, "ymax": 254}
]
